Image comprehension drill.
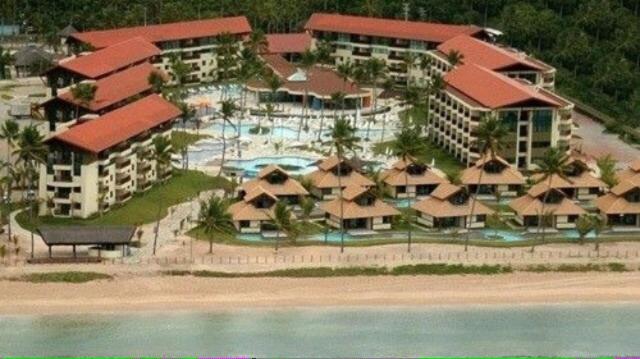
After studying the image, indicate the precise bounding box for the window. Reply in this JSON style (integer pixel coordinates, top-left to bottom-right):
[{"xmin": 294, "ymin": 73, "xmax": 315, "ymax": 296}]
[
  {"xmin": 568, "ymin": 215, "xmax": 578, "ymax": 223},
  {"xmin": 532, "ymin": 110, "xmax": 553, "ymax": 132},
  {"xmin": 322, "ymin": 188, "xmax": 332, "ymax": 195},
  {"xmin": 532, "ymin": 141, "xmax": 551, "ymax": 148},
  {"xmin": 476, "ymin": 215, "xmax": 486, "ymax": 222},
  {"xmin": 500, "ymin": 111, "xmax": 519, "ymax": 132},
  {"xmin": 239, "ymin": 220, "xmax": 250, "ymax": 228},
  {"xmin": 383, "ymin": 216, "xmax": 391, "ymax": 224},
  {"xmin": 397, "ymin": 186, "xmax": 406, "ymax": 194}
]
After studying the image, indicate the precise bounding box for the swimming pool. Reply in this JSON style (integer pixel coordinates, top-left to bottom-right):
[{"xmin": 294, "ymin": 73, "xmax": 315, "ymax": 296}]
[
  {"xmin": 206, "ymin": 123, "xmax": 302, "ymax": 139},
  {"xmin": 238, "ymin": 231, "xmax": 354, "ymax": 243},
  {"xmin": 225, "ymin": 156, "xmax": 318, "ymax": 177},
  {"xmin": 185, "ymin": 139, "xmax": 225, "ymax": 165}
]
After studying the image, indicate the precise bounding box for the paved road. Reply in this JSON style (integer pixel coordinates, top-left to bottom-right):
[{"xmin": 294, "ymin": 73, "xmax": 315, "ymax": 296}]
[{"xmin": 572, "ymin": 111, "xmax": 640, "ymax": 167}]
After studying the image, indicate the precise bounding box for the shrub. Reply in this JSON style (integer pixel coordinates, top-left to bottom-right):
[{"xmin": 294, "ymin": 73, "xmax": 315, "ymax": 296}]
[{"xmin": 16, "ymin": 271, "xmax": 113, "ymax": 283}]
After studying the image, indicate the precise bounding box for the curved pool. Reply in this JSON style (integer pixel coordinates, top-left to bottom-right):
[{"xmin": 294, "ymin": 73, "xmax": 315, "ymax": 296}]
[{"xmin": 225, "ymin": 156, "xmax": 319, "ymax": 177}]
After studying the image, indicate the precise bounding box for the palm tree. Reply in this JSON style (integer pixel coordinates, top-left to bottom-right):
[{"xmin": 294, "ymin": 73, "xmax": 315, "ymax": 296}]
[
  {"xmin": 300, "ymin": 197, "xmax": 315, "ymax": 223},
  {"xmin": 297, "ymin": 49, "xmax": 317, "ymax": 140},
  {"xmin": 197, "ymin": 196, "xmax": 234, "ymax": 254},
  {"xmin": 402, "ymin": 52, "xmax": 417, "ymax": 86},
  {"xmin": 364, "ymin": 58, "xmax": 387, "ymax": 140},
  {"xmin": 244, "ymin": 29, "xmax": 268, "ymax": 55},
  {"xmin": 369, "ymin": 169, "xmax": 390, "ymax": 199},
  {"xmin": 596, "ymin": 154, "xmax": 618, "ymax": 188},
  {"xmin": 168, "ymin": 53, "xmax": 190, "ymax": 99},
  {"xmin": 70, "ymin": 83, "xmax": 97, "ymax": 121},
  {"xmin": 0, "ymin": 168, "xmax": 15, "ymax": 242},
  {"xmin": 575, "ymin": 214, "xmax": 593, "ymax": 245},
  {"xmin": 269, "ymin": 201, "xmax": 299, "ymax": 252},
  {"xmin": 150, "ymin": 135, "xmax": 174, "ymax": 256},
  {"xmin": 422, "ymin": 73, "xmax": 445, "ymax": 138},
  {"xmin": 446, "ymin": 50, "xmax": 465, "ymax": 67},
  {"xmin": 591, "ymin": 214, "xmax": 606, "ymax": 256},
  {"xmin": 13, "ymin": 125, "xmax": 47, "ymax": 192},
  {"xmin": 235, "ymin": 56, "xmax": 263, "ymax": 157},
  {"xmin": 0, "ymin": 47, "xmax": 13, "ymax": 80},
  {"xmin": 380, "ymin": 78, "xmax": 395, "ymax": 141},
  {"xmin": 147, "ymin": 70, "xmax": 167, "ymax": 93},
  {"xmin": 327, "ymin": 119, "xmax": 361, "ymax": 253},
  {"xmin": 388, "ymin": 126, "xmax": 427, "ymax": 252},
  {"xmin": 330, "ymin": 91, "xmax": 346, "ymax": 120},
  {"xmin": 262, "ymin": 103, "xmax": 277, "ymax": 143},
  {"xmin": 215, "ymin": 32, "xmax": 239, "ymax": 100},
  {"xmin": 0, "ymin": 119, "xmax": 20, "ymax": 165},
  {"xmin": 465, "ymin": 115, "xmax": 508, "ymax": 251},
  {"xmin": 336, "ymin": 61, "xmax": 353, "ymax": 115},
  {"xmin": 314, "ymin": 40, "xmax": 334, "ymax": 66},
  {"xmin": 218, "ymin": 99, "xmax": 238, "ymax": 177},
  {"xmin": 531, "ymin": 147, "xmax": 571, "ymax": 251}
]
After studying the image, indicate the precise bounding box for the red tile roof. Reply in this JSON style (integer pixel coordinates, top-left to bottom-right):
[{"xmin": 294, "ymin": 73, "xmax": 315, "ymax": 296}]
[
  {"xmin": 247, "ymin": 54, "xmax": 367, "ymax": 98},
  {"xmin": 305, "ymin": 13, "xmax": 483, "ymax": 43},
  {"xmin": 444, "ymin": 63, "xmax": 561, "ymax": 109},
  {"xmin": 57, "ymin": 63, "xmax": 157, "ymax": 112},
  {"xmin": 57, "ymin": 37, "xmax": 160, "ymax": 79},
  {"xmin": 437, "ymin": 35, "xmax": 548, "ymax": 72},
  {"xmin": 70, "ymin": 17, "xmax": 252, "ymax": 49},
  {"xmin": 54, "ymin": 94, "xmax": 181, "ymax": 153},
  {"xmin": 265, "ymin": 33, "xmax": 312, "ymax": 54}
]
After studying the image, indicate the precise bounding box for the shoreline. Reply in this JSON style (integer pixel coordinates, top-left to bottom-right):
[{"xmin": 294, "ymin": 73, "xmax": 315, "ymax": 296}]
[{"xmin": 1, "ymin": 272, "xmax": 640, "ymax": 315}]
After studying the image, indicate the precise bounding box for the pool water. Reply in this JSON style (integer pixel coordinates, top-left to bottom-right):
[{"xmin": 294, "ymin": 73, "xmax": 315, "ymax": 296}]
[
  {"xmin": 480, "ymin": 229, "xmax": 528, "ymax": 242},
  {"xmin": 226, "ymin": 156, "xmax": 318, "ymax": 177},
  {"xmin": 205, "ymin": 122, "xmax": 390, "ymax": 141}
]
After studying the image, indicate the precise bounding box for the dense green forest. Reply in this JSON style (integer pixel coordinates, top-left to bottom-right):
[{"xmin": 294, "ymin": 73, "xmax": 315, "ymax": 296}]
[{"xmin": 1, "ymin": 0, "xmax": 639, "ymax": 129}]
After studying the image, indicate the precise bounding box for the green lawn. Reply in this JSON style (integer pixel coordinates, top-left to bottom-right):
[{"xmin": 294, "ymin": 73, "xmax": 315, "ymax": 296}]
[
  {"xmin": 17, "ymin": 170, "xmax": 230, "ymax": 230},
  {"xmin": 171, "ymin": 131, "xmax": 210, "ymax": 149}
]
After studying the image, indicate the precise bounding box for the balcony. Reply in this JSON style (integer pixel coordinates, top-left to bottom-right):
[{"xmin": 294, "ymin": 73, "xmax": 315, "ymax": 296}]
[
  {"xmin": 116, "ymin": 174, "xmax": 131, "ymax": 186},
  {"xmin": 53, "ymin": 173, "xmax": 73, "ymax": 182},
  {"xmin": 116, "ymin": 189, "xmax": 132, "ymax": 202},
  {"xmin": 115, "ymin": 158, "xmax": 131, "ymax": 169},
  {"xmin": 352, "ymin": 48, "xmax": 372, "ymax": 57},
  {"xmin": 388, "ymin": 52, "xmax": 404, "ymax": 61},
  {"xmin": 137, "ymin": 161, "xmax": 152, "ymax": 173}
]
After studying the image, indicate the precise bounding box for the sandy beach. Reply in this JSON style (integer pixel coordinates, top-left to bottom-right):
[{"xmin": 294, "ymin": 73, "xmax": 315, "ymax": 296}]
[{"xmin": 1, "ymin": 272, "xmax": 639, "ymax": 315}]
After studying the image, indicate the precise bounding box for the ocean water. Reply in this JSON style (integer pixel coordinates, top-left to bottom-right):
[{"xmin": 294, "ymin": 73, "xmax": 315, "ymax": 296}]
[{"xmin": 1, "ymin": 305, "xmax": 639, "ymax": 357}]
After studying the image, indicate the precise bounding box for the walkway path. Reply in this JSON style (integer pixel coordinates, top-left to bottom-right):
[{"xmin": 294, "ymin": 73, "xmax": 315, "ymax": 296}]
[{"xmin": 572, "ymin": 111, "xmax": 640, "ymax": 166}]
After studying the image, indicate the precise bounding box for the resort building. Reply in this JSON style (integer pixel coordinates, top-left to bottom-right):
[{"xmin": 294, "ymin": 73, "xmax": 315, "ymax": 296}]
[
  {"xmin": 412, "ymin": 183, "xmax": 493, "ymax": 229},
  {"xmin": 321, "ymin": 186, "xmax": 399, "ymax": 231},
  {"xmin": 595, "ymin": 176, "xmax": 640, "ymax": 228},
  {"xmin": 45, "ymin": 37, "xmax": 161, "ymax": 96},
  {"xmin": 39, "ymin": 94, "xmax": 181, "ymax": 218},
  {"xmin": 237, "ymin": 165, "xmax": 308, "ymax": 205},
  {"xmin": 529, "ymin": 158, "xmax": 606, "ymax": 202},
  {"xmin": 615, "ymin": 159, "xmax": 640, "ymax": 183},
  {"xmin": 66, "ymin": 17, "xmax": 252, "ymax": 84},
  {"xmin": 427, "ymin": 34, "xmax": 556, "ymax": 89},
  {"xmin": 247, "ymin": 54, "xmax": 371, "ymax": 111},
  {"xmin": 229, "ymin": 186, "xmax": 286, "ymax": 234},
  {"xmin": 380, "ymin": 157, "xmax": 446, "ymax": 199},
  {"xmin": 509, "ymin": 186, "xmax": 586, "ymax": 229},
  {"xmin": 306, "ymin": 156, "xmax": 374, "ymax": 200},
  {"xmin": 265, "ymin": 33, "xmax": 312, "ymax": 62},
  {"xmin": 430, "ymin": 63, "xmax": 573, "ymax": 169},
  {"xmin": 460, "ymin": 155, "xmax": 525, "ymax": 199},
  {"xmin": 43, "ymin": 63, "xmax": 162, "ymax": 131},
  {"xmin": 304, "ymin": 13, "xmax": 485, "ymax": 84}
]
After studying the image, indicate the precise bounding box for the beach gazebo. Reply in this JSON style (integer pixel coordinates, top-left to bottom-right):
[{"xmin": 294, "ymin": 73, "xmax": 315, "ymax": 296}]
[{"xmin": 36, "ymin": 226, "xmax": 135, "ymax": 261}]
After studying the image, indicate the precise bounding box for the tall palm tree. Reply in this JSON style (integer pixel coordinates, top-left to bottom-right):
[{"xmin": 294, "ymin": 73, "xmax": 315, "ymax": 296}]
[
  {"xmin": 314, "ymin": 40, "xmax": 334, "ymax": 66},
  {"xmin": 330, "ymin": 91, "xmax": 346, "ymax": 120},
  {"xmin": 446, "ymin": 50, "xmax": 465, "ymax": 67},
  {"xmin": 168, "ymin": 53, "xmax": 190, "ymax": 99},
  {"xmin": 218, "ymin": 99, "xmax": 238, "ymax": 177},
  {"xmin": 150, "ymin": 135, "xmax": 174, "ymax": 256},
  {"xmin": 215, "ymin": 32, "xmax": 240, "ymax": 100},
  {"xmin": 327, "ymin": 119, "xmax": 361, "ymax": 253},
  {"xmin": 389, "ymin": 126, "xmax": 427, "ymax": 252},
  {"xmin": 422, "ymin": 73, "xmax": 445, "ymax": 138},
  {"xmin": 0, "ymin": 163, "xmax": 14, "ymax": 242},
  {"xmin": 13, "ymin": 125, "xmax": 47, "ymax": 191},
  {"xmin": 464, "ymin": 115, "xmax": 508, "ymax": 251},
  {"xmin": 402, "ymin": 52, "xmax": 417, "ymax": 86},
  {"xmin": 262, "ymin": 103, "xmax": 277, "ymax": 143},
  {"xmin": 235, "ymin": 54, "xmax": 262, "ymax": 158},
  {"xmin": 0, "ymin": 47, "xmax": 13, "ymax": 80},
  {"xmin": 531, "ymin": 147, "xmax": 571, "ymax": 252},
  {"xmin": 364, "ymin": 58, "xmax": 387, "ymax": 140},
  {"xmin": 591, "ymin": 214, "xmax": 606, "ymax": 256},
  {"xmin": 336, "ymin": 60, "xmax": 353, "ymax": 114},
  {"xmin": 70, "ymin": 83, "xmax": 97, "ymax": 121},
  {"xmin": 297, "ymin": 49, "xmax": 317, "ymax": 140},
  {"xmin": 0, "ymin": 119, "xmax": 20, "ymax": 165},
  {"xmin": 380, "ymin": 78, "xmax": 395, "ymax": 142},
  {"xmin": 244, "ymin": 29, "xmax": 268, "ymax": 55},
  {"xmin": 269, "ymin": 200, "xmax": 299, "ymax": 252},
  {"xmin": 198, "ymin": 196, "xmax": 234, "ymax": 254}
]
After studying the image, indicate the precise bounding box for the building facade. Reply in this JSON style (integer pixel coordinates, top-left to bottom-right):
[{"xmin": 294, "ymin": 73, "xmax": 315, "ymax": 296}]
[
  {"xmin": 39, "ymin": 95, "xmax": 180, "ymax": 218},
  {"xmin": 66, "ymin": 17, "xmax": 252, "ymax": 84}
]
